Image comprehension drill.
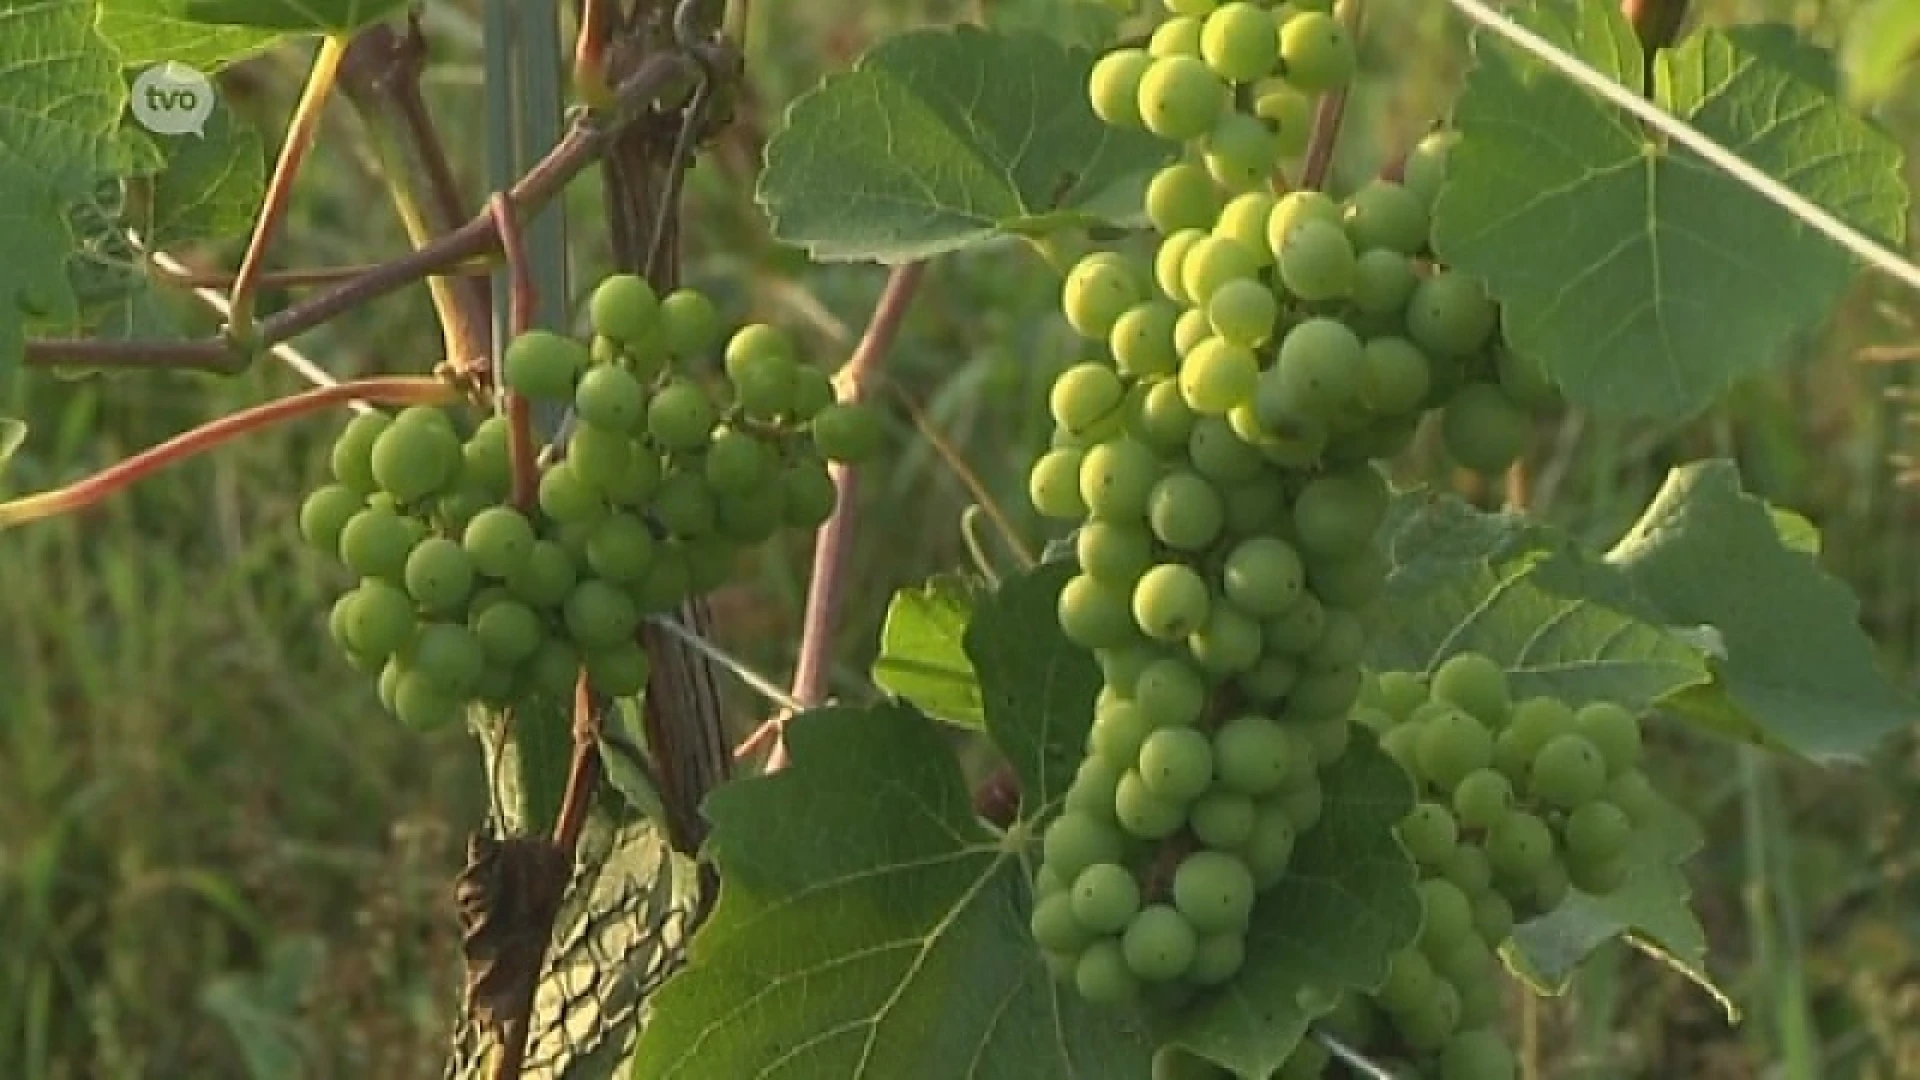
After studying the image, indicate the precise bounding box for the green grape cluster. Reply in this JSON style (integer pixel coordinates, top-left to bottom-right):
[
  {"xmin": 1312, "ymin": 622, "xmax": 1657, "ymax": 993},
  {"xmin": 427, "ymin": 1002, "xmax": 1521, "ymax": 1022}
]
[{"xmin": 299, "ymin": 273, "xmax": 882, "ymax": 730}]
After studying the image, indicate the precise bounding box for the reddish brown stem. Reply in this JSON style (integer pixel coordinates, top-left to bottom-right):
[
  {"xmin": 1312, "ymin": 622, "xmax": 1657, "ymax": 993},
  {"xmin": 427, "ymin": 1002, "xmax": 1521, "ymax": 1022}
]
[
  {"xmin": 0, "ymin": 376, "xmax": 454, "ymax": 528},
  {"xmin": 758, "ymin": 261, "xmax": 926, "ymax": 772},
  {"xmin": 573, "ymin": 0, "xmax": 618, "ymax": 108},
  {"xmin": 157, "ymin": 259, "xmax": 493, "ymax": 290},
  {"xmin": 488, "ymin": 194, "xmax": 541, "ymax": 511},
  {"xmin": 1298, "ymin": 1, "xmax": 1364, "ymax": 192}
]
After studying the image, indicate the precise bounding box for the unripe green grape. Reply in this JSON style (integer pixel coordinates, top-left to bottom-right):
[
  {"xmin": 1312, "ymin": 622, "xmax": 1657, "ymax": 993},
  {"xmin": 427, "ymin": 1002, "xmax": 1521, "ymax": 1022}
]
[
  {"xmin": 1236, "ymin": 651, "xmax": 1300, "ymax": 704},
  {"xmin": 1292, "ymin": 464, "xmax": 1388, "ymax": 557},
  {"xmin": 1079, "ymin": 437, "xmax": 1160, "ymax": 520},
  {"xmin": 1242, "ymin": 802, "xmax": 1297, "ymax": 885},
  {"xmin": 1214, "ymin": 190, "xmax": 1274, "ymax": 255},
  {"xmin": 1132, "ymin": 562, "xmax": 1211, "ymax": 642},
  {"xmin": 1397, "ymin": 801, "xmax": 1459, "ymax": 865},
  {"xmin": 703, "ymin": 429, "xmax": 773, "ymax": 497},
  {"xmin": 630, "ymin": 543, "xmax": 693, "ymax": 613},
  {"xmin": 1137, "ymin": 55, "xmax": 1227, "ymax": 141},
  {"xmin": 472, "ymin": 597, "xmax": 542, "ymax": 663},
  {"xmin": 1407, "ymin": 271, "xmax": 1498, "ymax": 358},
  {"xmin": 716, "ymin": 483, "xmax": 785, "ymax": 544},
  {"xmin": 1471, "ymin": 889, "xmax": 1515, "ymax": 944},
  {"xmin": 343, "ymin": 579, "xmax": 417, "ymax": 659},
  {"xmin": 300, "ymin": 483, "xmax": 366, "ymax": 556},
  {"xmin": 1116, "ymin": 768, "xmax": 1187, "ymax": 838},
  {"xmin": 563, "ymin": 578, "xmax": 639, "ymax": 649},
  {"xmin": 1058, "ymin": 573, "xmax": 1138, "ymax": 649},
  {"xmin": 1123, "ymin": 904, "xmax": 1198, "ymax": 981},
  {"xmin": 782, "ymin": 460, "xmax": 840, "ymax": 530},
  {"xmin": 504, "ymin": 329, "xmax": 587, "ymax": 401},
  {"xmin": 1050, "ymin": 363, "xmax": 1127, "ymax": 437},
  {"xmin": 1148, "ymin": 14, "xmax": 1205, "ymax": 58},
  {"xmin": 1172, "ymin": 850, "xmax": 1256, "ymax": 932},
  {"xmin": 790, "ymin": 365, "xmax": 836, "ymax": 421},
  {"xmin": 1417, "ymin": 878, "xmax": 1475, "ymax": 952},
  {"xmin": 1416, "ymin": 706, "xmax": 1495, "ymax": 792},
  {"xmin": 1030, "ymin": 447, "xmax": 1089, "ymax": 519},
  {"xmin": 1179, "ymin": 335, "xmax": 1259, "ymax": 416},
  {"xmin": 1110, "ymin": 301, "xmax": 1180, "ymax": 378},
  {"xmin": 1305, "ymin": 608, "xmax": 1366, "ymax": 670},
  {"xmin": 393, "ymin": 669, "xmax": 462, "ymax": 730},
  {"xmin": 1487, "ymin": 810, "xmax": 1556, "ymax": 881},
  {"xmin": 647, "ymin": 378, "xmax": 717, "ymax": 452},
  {"xmin": 1373, "ymin": 670, "xmax": 1429, "ymax": 719},
  {"xmin": 1185, "ymin": 415, "xmax": 1265, "ymax": 484},
  {"xmin": 1030, "ymin": 890, "xmax": 1094, "ymax": 953},
  {"xmin": 1530, "ymin": 733, "xmax": 1608, "ymax": 808},
  {"xmin": 1044, "ymin": 811, "xmax": 1126, "ymax": 880},
  {"xmin": 1564, "ymin": 800, "xmax": 1632, "ymax": 865},
  {"xmin": 1077, "ymin": 520, "xmax": 1155, "ymax": 583},
  {"xmin": 507, "ymin": 539, "xmax": 576, "ymax": 608},
  {"xmin": 1342, "ymin": 179, "xmax": 1429, "ymax": 255},
  {"xmin": 1066, "ymin": 752, "xmax": 1124, "ymax": 818},
  {"xmin": 1266, "ymin": 190, "xmax": 1340, "ymax": 258},
  {"xmin": 1071, "ymin": 862, "xmax": 1142, "ymax": 934},
  {"xmin": 1276, "ymin": 217, "xmax": 1356, "ymax": 300},
  {"xmin": 1187, "ymin": 933, "xmax": 1245, "ymax": 988},
  {"xmin": 1432, "ymin": 651, "xmax": 1510, "ymax": 724},
  {"xmin": 1187, "ymin": 602, "xmax": 1262, "ymax": 675},
  {"xmin": 1202, "ymin": 112, "xmax": 1278, "ymax": 191},
  {"xmin": 463, "ymin": 506, "xmax": 537, "ymax": 579},
  {"xmin": 1173, "ymin": 307, "xmax": 1213, "ymax": 357},
  {"xmin": 330, "ymin": 411, "xmax": 391, "ymax": 493},
  {"xmin": 403, "ymin": 536, "xmax": 476, "ymax": 614},
  {"xmin": 523, "ymin": 636, "xmax": 581, "ymax": 698},
  {"xmin": 1401, "ymin": 129, "xmax": 1460, "ymax": 209},
  {"xmin": 1358, "ymin": 336, "xmax": 1431, "ymax": 415},
  {"xmin": 1213, "ymin": 713, "xmax": 1301, "ymax": 795},
  {"xmin": 1262, "ymin": 590, "xmax": 1325, "ymax": 655},
  {"xmin": 575, "ymin": 363, "xmax": 647, "ymax": 433},
  {"xmin": 338, "ymin": 505, "xmax": 415, "ymax": 580},
  {"xmin": 1251, "ymin": 79, "xmax": 1312, "ymax": 154},
  {"xmin": 1138, "ymin": 725, "xmax": 1214, "ymax": 801},
  {"xmin": 1146, "ymin": 162, "xmax": 1220, "ymax": 235},
  {"xmin": 1180, "ymin": 235, "xmax": 1261, "ymax": 307},
  {"xmin": 588, "ymin": 273, "xmax": 659, "ymax": 346},
  {"xmin": 1573, "ymin": 701, "xmax": 1643, "ymax": 774},
  {"xmin": 1289, "ymin": 662, "xmax": 1362, "ymax": 718},
  {"xmin": 1134, "ymin": 655, "xmax": 1208, "ymax": 727},
  {"xmin": 812, "ymin": 402, "xmax": 885, "ymax": 464},
  {"xmin": 1205, "ymin": 278, "xmax": 1278, "ymax": 348},
  {"xmin": 1272, "ymin": 316, "xmax": 1364, "ymax": 415},
  {"xmin": 1146, "ymin": 469, "xmax": 1225, "ymax": 551},
  {"xmin": 1442, "ymin": 843, "xmax": 1493, "ymax": 895},
  {"xmin": 1154, "ymin": 228, "xmax": 1207, "ymax": 304},
  {"xmin": 1221, "ymin": 476, "xmax": 1288, "ymax": 535},
  {"xmin": 1431, "ymin": 935, "xmax": 1495, "ymax": 989},
  {"xmin": 408, "ymin": 621, "xmax": 486, "ymax": 695},
  {"xmin": 1090, "ymin": 48, "xmax": 1155, "ymax": 128},
  {"xmin": 1569, "ymin": 852, "xmax": 1629, "ymax": 895},
  {"xmin": 1532, "ymin": 861, "xmax": 1572, "ymax": 911},
  {"xmin": 1352, "ymin": 248, "xmax": 1419, "ymax": 317},
  {"xmin": 1130, "ymin": 378, "xmax": 1197, "ymax": 456},
  {"xmin": 1096, "ymin": 644, "xmax": 1159, "ymax": 697},
  {"xmin": 1396, "ymin": 979, "xmax": 1463, "ymax": 1051},
  {"xmin": 1191, "ymin": 791, "xmax": 1256, "ymax": 848},
  {"xmin": 656, "ymin": 288, "xmax": 719, "ymax": 363},
  {"xmin": 1377, "ymin": 947, "xmax": 1438, "ymax": 1015},
  {"xmin": 585, "ymin": 637, "xmax": 651, "ymax": 697},
  {"xmin": 563, "ymin": 422, "xmax": 630, "ymax": 495},
  {"xmin": 370, "ymin": 415, "xmax": 461, "ymax": 504},
  {"xmin": 651, "ymin": 470, "xmax": 718, "ymax": 538},
  {"xmin": 1063, "ymin": 252, "xmax": 1144, "ymax": 340},
  {"xmin": 1277, "ymin": 10, "xmax": 1356, "ymax": 92},
  {"xmin": 585, "ymin": 511, "xmax": 655, "ymax": 584},
  {"xmin": 1496, "ymin": 345, "xmax": 1562, "ymax": 411},
  {"xmin": 1074, "ymin": 939, "xmax": 1139, "ymax": 1005},
  {"xmin": 1199, "ymin": 2, "xmax": 1279, "ymax": 82},
  {"xmin": 1452, "ymin": 767, "xmax": 1514, "ymax": 829}
]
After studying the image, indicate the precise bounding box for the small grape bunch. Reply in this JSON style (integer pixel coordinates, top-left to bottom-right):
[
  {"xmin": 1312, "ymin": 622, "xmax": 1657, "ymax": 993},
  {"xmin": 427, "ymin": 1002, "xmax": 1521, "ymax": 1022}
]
[{"xmin": 299, "ymin": 273, "xmax": 884, "ymax": 731}]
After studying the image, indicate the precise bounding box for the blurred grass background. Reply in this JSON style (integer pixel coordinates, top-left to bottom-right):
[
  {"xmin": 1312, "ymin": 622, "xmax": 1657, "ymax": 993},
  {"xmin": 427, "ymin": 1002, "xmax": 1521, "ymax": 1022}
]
[{"xmin": 1, "ymin": 0, "xmax": 1917, "ymax": 1077}]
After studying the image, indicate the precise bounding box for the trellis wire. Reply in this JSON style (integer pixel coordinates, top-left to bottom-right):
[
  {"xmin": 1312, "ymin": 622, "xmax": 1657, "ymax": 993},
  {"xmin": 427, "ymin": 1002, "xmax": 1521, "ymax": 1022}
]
[
  {"xmin": 644, "ymin": 614, "xmax": 806, "ymax": 715},
  {"xmin": 1443, "ymin": 0, "xmax": 1920, "ymax": 296}
]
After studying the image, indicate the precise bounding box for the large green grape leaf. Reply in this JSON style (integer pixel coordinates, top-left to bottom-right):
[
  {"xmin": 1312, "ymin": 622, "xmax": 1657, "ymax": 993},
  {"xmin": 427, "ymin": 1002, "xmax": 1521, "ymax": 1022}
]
[
  {"xmin": 136, "ymin": 92, "xmax": 264, "ymax": 248},
  {"xmin": 1605, "ymin": 460, "xmax": 1914, "ymax": 762},
  {"xmin": 970, "ymin": 561, "xmax": 1103, "ymax": 811},
  {"xmin": 872, "ymin": 576, "xmax": 986, "ymax": 730},
  {"xmin": 631, "ymin": 704, "xmax": 1157, "ymax": 1080},
  {"xmin": 1164, "ymin": 736, "xmax": 1421, "ymax": 1079},
  {"xmin": 1435, "ymin": 0, "xmax": 1909, "ymax": 421},
  {"xmin": 148, "ymin": 0, "xmax": 406, "ymax": 33},
  {"xmin": 758, "ymin": 26, "xmax": 1172, "ymax": 263},
  {"xmin": 0, "ymin": 0, "xmax": 134, "ymax": 380},
  {"xmin": 98, "ymin": 0, "xmax": 282, "ymax": 68}
]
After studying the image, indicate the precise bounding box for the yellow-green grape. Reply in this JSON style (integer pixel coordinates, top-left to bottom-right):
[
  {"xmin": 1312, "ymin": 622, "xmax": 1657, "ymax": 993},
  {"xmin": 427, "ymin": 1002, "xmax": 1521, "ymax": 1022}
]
[
  {"xmin": 1155, "ymin": 228, "xmax": 1207, "ymax": 303},
  {"xmin": 1090, "ymin": 48, "xmax": 1155, "ymax": 128},
  {"xmin": 300, "ymin": 483, "xmax": 366, "ymax": 555},
  {"xmin": 1146, "ymin": 162, "xmax": 1221, "ymax": 235},
  {"xmin": 1276, "ymin": 217, "xmax": 1356, "ymax": 301},
  {"xmin": 575, "ymin": 364, "xmax": 646, "ymax": 433},
  {"xmin": 1440, "ymin": 382, "xmax": 1531, "ymax": 475},
  {"xmin": 1030, "ymin": 447, "xmax": 1089, "ymax": 519},
  {"xmin": 1351, "ymin": 248, "xmax": 1419, "ymax": 317},
  {"xmin": 588, "ymin": 273, "xmax": 660, "ymax": 348},
  {"xmin": 1063, "ymin": 252, "xmax": 1146, "ymax": 340},
  {"xmin": 370, "ymin": 412, "xmax": 461, "ymax": 504},
  {"xmin": 1149, "ymin": 15, "xmax": 1205, "ymax": 59},
  {"xmin": 1179, "ymin": 336, "xmax": 1259, "ymax": 416},
  {"xmin": 1199, "ymin": 1, "xmax": 1279, "ymax": 83},
  {"xmin": 659, "ymin": 287, "xmax": 720, "ymax": 360},
  {"xmin": 1205, "ymin": 278, "xmax": 1278, "ymax": 348},
  {"xmin": 1406, "ymin": 271, "xmax": 1498, "ymax": 358},
  {"xmin": 1341, "ymin": 179, "xmax": 1430, "ymax": 256},
  {"xmin": 1110, "ymin": 301, "xmax": 1181, "ymax": 378},
  {"xmin": 723, "ymin": 324, "xmax": 800, "ymax": 421},
  {"xmin": 647, "ymin": 378, "xmax": 717, "ymax": 452},
  {"xmin": 1133, "ymin": 562, "xmax": 1211, "ymax": 641},
  {"xmin": 1278, "ymin": 10, "xmax": 1356, "ymax": 92},
  {"xmin": 504, "ymin": 329, "xmax": 587, "ymax": 401},
  {"xmin": 1251, "ymin": 79, "xmax": 1313, "ymax": 156},
  {"xmin": 1401, "ymin": 128, "xmax": 1460, "ymax": 209},
  {"xmin": 1359, "ymin": 335, "xmax": 1432, "ymax": 415},
  {"xmin": 1137, "ymin": 55, "xmax": 1228, "ymax": 141},
  {"xmin": 1179, "ymin": 234, "xmax": 1261, "ymax": 307},
  {"xmin": 1050, "ymin": 362, "xmax": 1127, "ymax": 438},
  {"xmin": 1202, "ymin": 112, "xmax": 1278, "ymax": 191},
  {"xmin": 330, "ymin": 410, "xmax": 390, "ymax": 494}
]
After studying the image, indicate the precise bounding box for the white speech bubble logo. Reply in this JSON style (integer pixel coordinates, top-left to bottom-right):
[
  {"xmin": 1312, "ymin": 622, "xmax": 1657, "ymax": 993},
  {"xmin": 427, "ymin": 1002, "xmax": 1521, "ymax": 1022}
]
[{"xmin": 131, "ymin": 63, "xmax": 215, "ymax": 137}]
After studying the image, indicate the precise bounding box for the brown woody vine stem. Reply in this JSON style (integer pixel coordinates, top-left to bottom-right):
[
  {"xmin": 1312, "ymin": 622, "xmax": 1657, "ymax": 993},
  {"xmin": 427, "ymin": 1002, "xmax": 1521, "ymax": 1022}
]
[
  {"xmin": 0, "ymin": 376, "xmax": 455, "ymax": 529},
  {"xmin": 1298, "ymin": 0, "xmax": 1363, "ymax": 192}
]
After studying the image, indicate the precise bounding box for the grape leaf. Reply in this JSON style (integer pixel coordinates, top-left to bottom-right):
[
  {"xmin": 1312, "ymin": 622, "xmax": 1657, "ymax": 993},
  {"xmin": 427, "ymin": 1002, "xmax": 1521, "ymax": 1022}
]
[
  {"xmin": 1605, "ymin": 460, "xmax": 1914, "ymax": 762},
  {"xmin": 970, "ymin": 561, "xmax": 1103, "ymax": 810},
  {"xmin": 149, "ymin": 0, "xmax": 407, "ymax": 33},
  {"xmin": 872, "ymin": 576, "xmax": 985, "ymax": 730},
  {"xmin": 1435, "ymin": 0, "xmax": 1910, "ymax": 420},
  {"xmin": 1841, "ymin": 0, "xmax": 1920, "ymax": 106},
  {"xmin": 98, "ymin": 1, "xmax": 282, "ymax": 69},
  {"xmin": 985, "ymin": 0, "xmax": 1125, "ymax": 51},
  {"xmin": 631, "ymin": 704, "xmax": 1157, "ymax": 1080},
  {"xmin": 0, "ymin": 0, "xmax": 135, "ymax": 380},
  {"xmin": 758, "ymin": 26, "xmax": 1172, "ymax": 263},
  {"xmin": 1165, "ymin": 736, "xmax": 1421, "ymax": 1079},
  {"xmin": 136, "ymin": 92, "xmax": 264, "ymax": 248}
]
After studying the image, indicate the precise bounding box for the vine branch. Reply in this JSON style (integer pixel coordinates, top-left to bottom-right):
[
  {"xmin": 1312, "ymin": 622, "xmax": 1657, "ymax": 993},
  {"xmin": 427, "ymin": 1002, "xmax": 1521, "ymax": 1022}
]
[{"xmin": 488, "ymin": 193, "xmax": 541, "ymax": 510}]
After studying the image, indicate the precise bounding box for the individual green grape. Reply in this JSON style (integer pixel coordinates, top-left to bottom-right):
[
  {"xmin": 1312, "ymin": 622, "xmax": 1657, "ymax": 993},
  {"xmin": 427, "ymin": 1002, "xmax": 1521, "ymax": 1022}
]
[
  {"xmin": 338, "ymin": 505, "xmax": 415, "ymax": 580},
  {"xmin": 1079, "ymin": 438, "xmax": 1161, "ymax": 521},
  {"xmin": 1416, "ymin": 706, "xmax": 1495, "ymax": 792},
  {"xmin": 1187, "ymin": 603, "xmax": 1262, "ymax": 676},
  {"xmin": 1277, "ymin": 10, "xmax": 1356, "ymax": 92},
  {"xmin": 1179, "ymin": 235, "xmax": 1262, "ymax": 308},
  {"xmin": 1373, "ymin": 670, "xmax": 1430, "ymax": 719},
  {"xmin": 1173, "ymin": 307, "xmax": 1215, "ymax": 359},
  {"xmin": 716, "ymin": 483, "xmax": 785, "ymax": 544},
  {"xmin": 1199, "ymin": 2, "xmax": 1278, "ymax": 82},
  {"xmin": 1291, "ymin": 464, "xmax": 1387, "ymax": 557},
  {"xmin": 781, "ymin": 459, "xmax": 839, "ymax": 529},
  {"xmin": 651, "ymin": 470, "xmax": 718, "ymax": 538},
  {"xmin": 343, "ymin": 579, "xmax": 417, "ymax": 659},
  {"xmin": 1134, "ymin": 655, "xmax": 1209, "ymax": 727},
  {"xmin": 1442, "ymin": 844, "xmax": 1493, "ymax": 895},
  {"xmin": 1149, "ymin": 13, "xmax": 1205, "ymax": 57},
  {"xmin": 1275, "ymin": 218, "xmax": 1355, "ymax": 301},
  {"xmin": 1529, "ymin": 733, "xmax": 1608, "ymax": 808},
  {"xmin": 1172, "ymin": 850, "xmax": 1255, "ymax": 932},
  {"xmin": 522, "ymin": 636, "xmax": 581, "ymax": 698},
  {"xmin": 1470, "ymin": 888, "xmax": 1515, "ymax": 944},
  {"xmin": 1116, "ymin": 768, "xmax": 1187, "ymax": 838},
  {"xmin": 701, "ymin": 430, "xmax": 772, "ymax": 498},
  {"xmin": 1440, "ymin": 382, "xmax": 1532, "ymax": 475},
  {"xmin": 1573, "ymin": 701, "xmax": 1643, "ymax": 775},
  {"xmin": 1203, "ymin": 279, "xmax": 1277, "ymax": 349},
  {"xmin": 790, "ymin": 364, "xmax": 836, "ymax": 422},
  {"xmin": 1190, "ymin": 791, "xmax": 1256, "ymax": 848},
  {"xmin": 565, "ymin": 422, "xmax": 633, "ymax": 495},
  {"xmin": 1111, "ymin": 302, "xmax": 1181, "ymax": 378},
  {"xmin": 1251, "ymin": 79, "xmax": 1313, "ymax": 155},
  {"xmin": 1065, "ymin": 754, "xmax": 1125, "ymax": 821},
  {"xmin": 330, "ymin": 411, "xmax": 391, "ymax": 493},
  {"xmin": 575, "ymin": 363, "xmax": 647, "ymax": 433},
  {"xmin": 1486, "ymin": 810, "xmax": 1556, "ymax": 881},
  {"xmin": 1290, "ymin": 662, "xmax": 1362, "ymax": 718},
  {"xmin": 1090, "ymin": 47, "xmax": 1155, "ymax": 128},
  {"xmin": 813, "ymin": 402, "xmax": 884, "ymax": 464},
  {"xmin": 1185, "ymin": 415, "xmax": 1265, "ymax": 484},
  {"xmin": 1137, "ymin": 54, "xmax": 1228, "ymax": 141},
  {"xmin": 563, "ymin": 578, "xmax": 639, "ymax": 650},
  {"xmin": 1074, "ymin": 939, "xmax": 1140, "ymax": 1005},
  {"xmin": 506, "ymin": 539, "xmax": 576, "ymax": 608},
  {"xmin": 1132, "ymin": 562, "xmax": 1212, "ymax": 640},
  {"xmin": 472, "ymin": 597, "xmax": 542, "ymax": 663},
  {"xmin": 1202, "ymin": 112, "xmax": 1278, "ymax": 191},
  {"xmin": 1213, "ymin": 713, "xmax": 1302, "ymax": 795},
  {"xmin": 1452, "ymin": 767, "xmax": 1514, "ymax": 830},
  {"xmin": 589, "ymin": 273, "xmax": 659, "ymax": 346},
  {"xmin": 369, "ymin": 414, "xmax": 461, "ymax": 504},
  {"xmin": 300, "ymin": 483, "xmax": 366, "ymax": 556},
  {"xmin": 1305, "ymin": 608, "xmax": 1366, "ymax": 670},
  {"xmin": 1494, "ymin": 695, "xmax": 1572, "ymax": 780},
  {"xmin": 1178, "ymin": 336, "xmax": 1258, "ymax": 417},
  {"xmin": 1187, "ymin": 933, "xmax": 1246, "ymax": 987},
  {"xmin": 1146, "ymin": 470, "xmax": 1225, "ymax": 551},
  {"xmin": 1532, "ymin": 861, "xmax": 1573, "ymax": 911},
  {"xmin": 659, "ymin": 287, "xmax": 720, "ymax": 359},
  {"xmin": 1030, "ymin": 890, "xmax": 1095, "ymax": 954},
  {"xmin": 1431, "ymin": 652, "xmax": 1511, "ymax": 724},
  {"xmin": 1356, "ymin": 338, "xmax": 1429, "ymax": 417},
  {"xmin": 630, "ymin": 543, "xmax": 693, "ymax": 613},
  {"xmin": 1401, "ymin": 129, "xmax": 1460, "ymax": 209},
  {"xmin": 1351, "ymin": 248, "xmax": 1419, "ymax": 318},
  {"xmin": 1395, "ymin": 979, "xmax": 1464, "ymax": 1051},
  {"xmin": 1138, "ymin": 726, "xmax": 1215, "ymax": 801},
  {"xmin": 1051, "ymin": 363, "xmax": 1128, "ymax": 438},
  {"xmin": 585, "ymin": 638, "xmax": 651, "ymax": 696},
  {"xmin": 1376, "ymin": 946, "xmax": 1438, "ymax": 1015},
  {"xmin": 1397, "ymin": 801, "xmax": 1460, "ymax": 865},
  {"xmin": 1439, "ymin": 1028, "xmax": 1516, "ymax": 1080},
  {"xmin": 1064, "ymin": 253, "xmax": 1145, "ymax": 340},
  {"xmin": 1123, "ymin": 904, "xmax": 1199, "ymax": 981},
  {"xmin": 1341, "ymin": 179, "xmax": 1429, "ymax": 255},
  {"xmin": 1059, "ymin": 573, "xmax": 1138, "ymax": 650},
  {"xmin": 1076, "ymin": 520, "xmax": 1155, "ymax": 584},
  {"xmin": 724, "ymin": 325, "xmax": 800, "ymax": 419},
  {"xmin": 1265, "ymin": 190, "xmax": 1340, "ymax": 256},
  {"xmin": 407, "ymin": 622, "xmax": 485, "ymax": 696},
  {"xmin": 393, "ymin": 669, "xmax": 462, "ymax": 730},
  {"xmin": 1418, "ymin": 878, "xmax": 1476, "ymax": 957},
  {"xmin": 1407, "ymin": 271, "xmax": 1498, "ymax": 358},
  {"xmin": 585, "ymin": 511, "xmax": 655, "ymax": 584},
  {"xmin": 462, "ymin": 506, "xmax": 536, "ymax": 580},
  {"xmin": 1029, "ymin": 447, "xmax": 1089, "ymax": 519},
  {"xmin": 1071, "ymin": 862, "xmax": 1142, "ymax": 934},
  {"xmin": 1564, "ymin": 800, "xmax": 1632, "ymax": 865},
  {"xmin": 1242, "ymin": 800, "xmax": 1298, "ymax": 885},
  {"xmin": 1269, "ymin": 316, "xmax": 1364, "ymax": 417},
  {"xmin": 403, "ymin": 536, "xmax": 476, "ymax": 614},
  {"xmin": 1220, "ymin": 536, "xmax": 1305, "ymax": 618},
  {"xmin": 1496, "ymin": 345, "xmax": 1562, "ymax": 411},
  {"xmin": 1154, "ymin": 228, "xmax": 1208, "ymax": 304},
  {"xmin": 1044, "ymin": 811, "xmax": 1126, "ymax": 880},
  {"xmin": 1213, "ymin": 190, "xmax": 1275, "ymax": 258},
  {"xmin": 504, "ymin": 329, "xmax": 587, "ymax": 401},
  {"xmin": 648, "ymin": 378, "xmax": 717, "ymax": 452}
]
